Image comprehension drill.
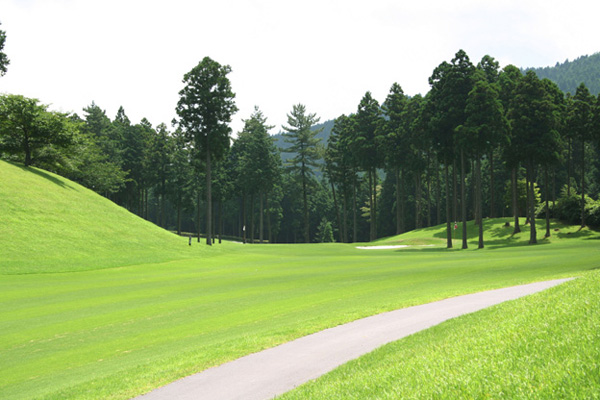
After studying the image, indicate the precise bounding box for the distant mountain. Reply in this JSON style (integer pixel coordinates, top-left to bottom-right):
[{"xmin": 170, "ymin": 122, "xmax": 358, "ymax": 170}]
[
  {"xmin": 272, "ymin": 53, "xmax": 600, "ymax": 161},
  {"xmin": 523, "ymin": 52, "xmax": 600, "ymax": 95},
  {"xmin": 272, "ymin": 119, "xmax": 335, "ymax": 164}
]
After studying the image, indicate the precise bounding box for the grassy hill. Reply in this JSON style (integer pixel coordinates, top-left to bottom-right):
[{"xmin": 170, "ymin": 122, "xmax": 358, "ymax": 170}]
[
  {"xmin": 1, "ymin": 162, "xmax": 600, "ymax": 399},
  {"xmin": 0, "ymin": 160, "xmax": 199, "ymax": 274}
]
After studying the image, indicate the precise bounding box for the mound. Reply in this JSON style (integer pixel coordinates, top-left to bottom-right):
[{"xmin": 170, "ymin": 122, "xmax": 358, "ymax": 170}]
[{"xmin": 0, "ymin": 161, "xmax": 194, "ymax": 274}]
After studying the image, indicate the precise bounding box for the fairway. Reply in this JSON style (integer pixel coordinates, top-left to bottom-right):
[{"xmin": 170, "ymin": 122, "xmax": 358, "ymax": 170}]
[{"xmin": 2, "ymin": 161, "xmax": 600, "ymax": 399}]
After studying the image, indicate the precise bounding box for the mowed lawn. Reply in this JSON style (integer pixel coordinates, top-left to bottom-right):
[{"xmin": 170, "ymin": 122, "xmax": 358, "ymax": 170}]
[
  {"xmin": 2, "ymin": 233, "xmax": 600, "ymax": 400},
  {"xmin": 2, "ymin": 160, "xmax": 600, "ymax": 399},
  {"xmin": 280, "ymin": 269, "xmax": 600, "ymax": 400}
]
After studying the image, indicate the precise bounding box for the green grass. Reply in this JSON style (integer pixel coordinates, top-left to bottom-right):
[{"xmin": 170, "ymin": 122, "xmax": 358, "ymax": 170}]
[
  {"xmin": 1, "ymin": 160, "xmax": 600, "ymax": 399},
  {"xmin": 0, "ymin": 160, "xmax": 202, "ymax": 274},
  {"xmin": 279, "ymin": 270, "xmax": 600, "ymax": 399}
]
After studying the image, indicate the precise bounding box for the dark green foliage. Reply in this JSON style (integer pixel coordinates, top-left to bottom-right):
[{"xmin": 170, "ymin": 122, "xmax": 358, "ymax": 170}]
[
  {"xmin": 0, "ymin": 22, "xmax": 9, "ymax": 76},
  {"xmin": 523, "ymin": 52, "xmax": 600, "ymax": 95},
  {"xmin": 176, "ymin": 57, "xmax": 237, "ymax": 245},
  {"xmin": 315, "ymin": 217, "xmax": 334, "ymax": 243},
  {"xmin": 0, "ymin": 94, "xmax": 77, "ymax": 168},
  {"xmin": 282, "ymin": 104, "xmax": 323, "ymax": 243}
]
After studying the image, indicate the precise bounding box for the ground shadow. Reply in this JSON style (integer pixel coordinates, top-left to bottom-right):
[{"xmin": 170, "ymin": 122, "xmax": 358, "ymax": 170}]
[{"xmin": 12, "ymin": 162, "xmax": 72, "ymax": 190}]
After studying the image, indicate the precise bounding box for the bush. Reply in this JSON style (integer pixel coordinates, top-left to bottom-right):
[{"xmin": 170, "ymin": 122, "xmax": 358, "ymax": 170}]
[{"xmin": 554, "ymin": 185, "xmax": 600, "ymax": 227}]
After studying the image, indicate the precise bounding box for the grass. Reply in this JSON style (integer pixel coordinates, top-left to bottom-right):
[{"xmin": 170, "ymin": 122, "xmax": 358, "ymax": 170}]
[
  {"xmin": 0, "ymin": 160, "xmax": 202, "ymax": 274},
  {"xmin": 1, "ymin": 160, "xmax": 600, "ymax": 399},
  {"xmin": 279, "ymin": 270, "xmax": 600, "ymax": 399}
]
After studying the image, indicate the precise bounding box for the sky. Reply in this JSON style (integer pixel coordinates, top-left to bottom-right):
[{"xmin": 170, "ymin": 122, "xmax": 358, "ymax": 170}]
[{"xmin": 1, "ymin": 0, "xmax": 599, "ymax": 136}]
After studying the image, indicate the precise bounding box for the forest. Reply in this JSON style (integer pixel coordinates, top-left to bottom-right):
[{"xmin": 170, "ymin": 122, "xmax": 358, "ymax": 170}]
[{"xmin": 1, "ymin": 46, "xmax": 600, "ymax": 246}]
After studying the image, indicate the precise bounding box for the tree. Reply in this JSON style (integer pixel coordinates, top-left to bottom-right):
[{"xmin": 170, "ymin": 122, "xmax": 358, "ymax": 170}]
[
  {"xmin": 498, "ymin": 64, "xmax": 524, "ymax": 234},
  {"xmin": 568, "ymin": 83, "xmax": 595, "ymax": 228},
  {"xmin": 353, "ymin": 92, "xmax": 384, "ymax": 241},
  {"xmin": 235, "ymin": 107, "xmax": 281, "ymax": 243},
  {"xmin": 0, "ymin": 22, "xmax": 9, "ymax": 76},
  {"xmin": 176, "ymin": 57, "xmax": 237, "ymax": 245},
  {"xmin": 509, "ymin": 71, "xmax": 561, "ymax": 244},
  {"xmin": 429, "ymin": 50, "xmax": 475, "ymax": 249},
  {"xmin": 381, "ymin": 83, "xmax": 408, "ymax": 234},
  {"xmin": 460, "ymin": 72, "xmax": 507, "ymax": 248},
  {"xmin": 0, "ymin": 94, "xmax": 76, "ymax": 167},
  {"xmin": 282, "ymin": 104, "xmax": 322, "ymax": 243}
]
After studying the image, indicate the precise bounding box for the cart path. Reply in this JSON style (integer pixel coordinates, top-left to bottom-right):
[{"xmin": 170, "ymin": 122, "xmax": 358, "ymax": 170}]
[{"xmin": 135, "ymin": 278, "xmax": 572, "ymax": 400}]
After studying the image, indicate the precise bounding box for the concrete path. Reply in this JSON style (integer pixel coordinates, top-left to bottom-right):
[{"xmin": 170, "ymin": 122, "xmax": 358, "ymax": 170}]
[{"xmin": 136, "ymin": 278, "xmax": 571, "ymax": 400}]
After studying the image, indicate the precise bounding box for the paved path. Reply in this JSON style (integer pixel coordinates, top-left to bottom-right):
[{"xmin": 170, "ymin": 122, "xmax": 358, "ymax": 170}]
[{"xmin": 136, "ymin": 278, "xmax": 572, "ymax": 400}]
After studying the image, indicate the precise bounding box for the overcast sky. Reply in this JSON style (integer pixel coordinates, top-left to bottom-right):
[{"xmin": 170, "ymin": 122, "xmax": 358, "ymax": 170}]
[{"xmin": 1, "ymin": 0, "xmax": 598, "ymax": 135}]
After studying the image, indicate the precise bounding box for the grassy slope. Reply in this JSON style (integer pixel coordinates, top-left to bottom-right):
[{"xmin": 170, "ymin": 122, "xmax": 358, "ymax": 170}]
[
  {"xmin": 0, "ymin": 160, "xmax": 199, "ymax": 274},
  {"xmin": 279, "ymin": 270, "xmax": 600, "ymax": 399},
  {"xmin": 1, "ymin": 160, "xmax": 599, "ymax": 399}
]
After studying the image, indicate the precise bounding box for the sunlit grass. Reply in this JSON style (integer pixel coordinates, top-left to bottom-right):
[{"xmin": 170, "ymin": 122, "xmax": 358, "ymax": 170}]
[
  {"xmin": 1, "ymin": 160, "xmax": 600, "ymax": 399},
  {"xmin": 279, "ymin": 270, "xmax": 600, "ymax": 399}
]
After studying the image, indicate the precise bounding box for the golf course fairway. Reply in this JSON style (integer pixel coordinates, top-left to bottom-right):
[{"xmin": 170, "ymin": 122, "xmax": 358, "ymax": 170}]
[{"xmin": 1, "ymin": 160, "xmax": 599, "ymax": 399}]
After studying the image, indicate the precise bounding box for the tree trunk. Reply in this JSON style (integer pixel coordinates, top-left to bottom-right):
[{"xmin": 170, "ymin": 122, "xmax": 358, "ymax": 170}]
[
  {"xmin": 461, "ymin": 149, "xmax": 468, "ymax": 249},
  {"xmin": 426, "ymin": 158, "xmax": 431, "ymax": 228},
  {"xmin": 581, "ymin": 139, "xmax": 586, "ymax": 228},
  {"xmin": 24, "ymin": 133, "xmax": 31, "ymax": 166},
  {"xmin": 525, "ymin": 172, "xmax": 531, "ymax": 226},
  {"xmin": 436, "ymin": 159, "xmax": 441, "ymax": 226},
  {"xmin": 395, "ymin": 167, "xmax": 401, "ymax": 234},
  {"xmin": 400, "ymin": 168, "xmax": 405, "ymax": 234},
  {"xmin": 415, "ymin": 173, "xmax": 422, "ymax": 229},
  {"xmin": 206, "ymin": 144, "xmax": 212, "ymax": 246},
  {"xmin": 352, "ymin": 178, "xmax": 357, "ymax": 243},
  {"xmin": 489, "ymin": 151, "xmax": 495, "ymax": 218},
  {"xmin": 259, "ymin": 191, "xmax": 264, "ymax": 243},
  {"xmin": 177, "ymin": 196, "xmax": 182, "ymax": 235},
  {"xmin": 250, "ymin": 194, "xmax": 255, "ymax": 243},
  {"xmin": 453, "ymin": 160, "xmax": 458, "ymax": 222},
  {"xmin": 218, "ymin": 198, "xmax": 223, "ymax": 244},
  {"xmin": 477, "ymin": 156, "xmax": 483, "ymax": 249},
  {"xmin": 332, "ymin": 181, "xmax": 343, "ymax": 243},
  {"xmin": 567, "ymin": 137, "xmax": 572, "ymax": 196},
  {"xmin": 445, "ymin": 164, "xmax": 452, "ymax": 248},
  {"xmin": 472, "ymin": 159, "xmax": 476, "ymax": 223},
  {"xmin": 512, "ymin": 167, "xmax": 521, "ymax": 234},
  {"xmin": 369, "ymin": 168, "xmax": 375, "ymax": 241},
  {"xmin": 528, "ymin": 163, "xmax": 537, "ymax": 244},
  {"xmin": 302, "ymin": 163, "xmax": 309, "ymax": 243},
  {"xmin": 342, "ymin": 187, "xmax": 348, "ymax": 243},
  {"xmin": 197, "ymin": 190, "xmax": 201, "ymax": 242},
  {"xmin": 242, "ymin": 193, "xmax": 247, "ymax": 244},
  {"xmin": 545, "ymin": 167, "xmax": 550, "ymax": 238}
]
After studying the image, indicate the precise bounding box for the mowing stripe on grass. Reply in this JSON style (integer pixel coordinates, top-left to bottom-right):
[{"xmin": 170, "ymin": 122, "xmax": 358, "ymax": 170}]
[{"xmin": 135, "ymin": 278, "xmax": 571, "ymax": 400}]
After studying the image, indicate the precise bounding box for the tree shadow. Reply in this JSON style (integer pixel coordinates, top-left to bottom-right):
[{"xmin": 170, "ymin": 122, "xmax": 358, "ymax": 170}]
[{"xmin": 14, "ymin": 162, "xmax": 72, "ymax": 190}]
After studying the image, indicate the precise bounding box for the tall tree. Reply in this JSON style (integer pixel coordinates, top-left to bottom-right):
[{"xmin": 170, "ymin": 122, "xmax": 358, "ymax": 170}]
[
  {"xmin": 176, "ymin": 57, "xmax": 237, "ymax": 245},
  {"xmin": 353, "ymin": 92, "xmax": 384, "ymax": 241},
  {"xmin": 282, "ymin": 104, "xmax": 322, "ymax": 243},
  {"xmin": 381, "ymin": 83, "xmax": 408, "ymax": 234},
  {"xmin": 509, "ymin": 71, "xmax": 561, "ymax": 244},
  {"xmin": 460, "ymin": 72, "xmax": 507, "ymax": 248},
  {"xmin": 429, "ymin": 50, "xmax": 475, "ymax": 249},
  {"xmin": 0, "ymin": 22, "xmax": 9, "ymax": 76},
  {"xmin": 568, "ymin": 83, "xmax": 595, "ymax": 228},
  {"xmin": 498, "ymin": 65, "xmax": 524, "ymax": 234}
]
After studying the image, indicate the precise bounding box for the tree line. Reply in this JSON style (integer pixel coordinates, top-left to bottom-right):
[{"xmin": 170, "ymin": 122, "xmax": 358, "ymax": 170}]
[{"xmin": 1, "ymin": 50, "xmax": 600, "ymax": 247}]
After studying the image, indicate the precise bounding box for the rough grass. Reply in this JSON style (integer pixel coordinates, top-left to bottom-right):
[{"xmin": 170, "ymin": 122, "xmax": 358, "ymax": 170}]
[
  {"xmin": 279, "ymin": 270, "xmax": 600, "ymax": 400},
  {"xmin": 2, "ymin": 160, "xmax": 600, "ymax": 399}
]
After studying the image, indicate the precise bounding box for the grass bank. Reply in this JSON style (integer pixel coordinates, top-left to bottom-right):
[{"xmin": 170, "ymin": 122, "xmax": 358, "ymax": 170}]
[{"xmin": 279, "ymin": 269, "xmax": 600, "ymax": 399}]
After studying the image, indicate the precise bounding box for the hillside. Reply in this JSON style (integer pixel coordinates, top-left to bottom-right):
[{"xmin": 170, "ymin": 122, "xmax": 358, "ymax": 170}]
[
  {"xmin": 0, "ymin": 160, "xmax": 197, "ymax": 274},
  {"xmin": 523, "ymin": 52, "xmax": 600, "ymax": 95}
]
